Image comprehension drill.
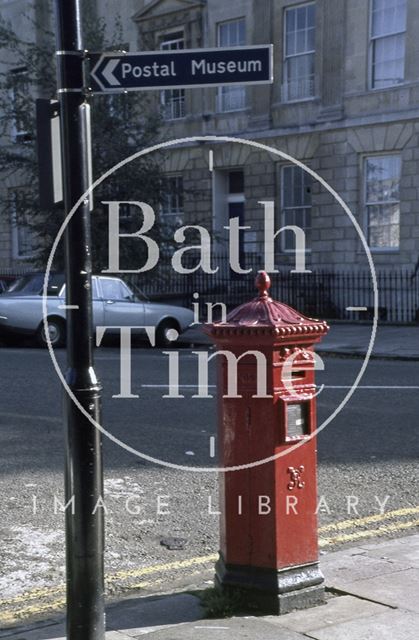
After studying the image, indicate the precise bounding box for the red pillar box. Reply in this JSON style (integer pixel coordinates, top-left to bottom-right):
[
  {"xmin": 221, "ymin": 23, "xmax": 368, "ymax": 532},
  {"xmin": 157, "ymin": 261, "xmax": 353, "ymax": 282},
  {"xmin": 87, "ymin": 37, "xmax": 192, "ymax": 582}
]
[{"xmin": 205, "ymin": 272, "xmax": 329, "ymax": 614}]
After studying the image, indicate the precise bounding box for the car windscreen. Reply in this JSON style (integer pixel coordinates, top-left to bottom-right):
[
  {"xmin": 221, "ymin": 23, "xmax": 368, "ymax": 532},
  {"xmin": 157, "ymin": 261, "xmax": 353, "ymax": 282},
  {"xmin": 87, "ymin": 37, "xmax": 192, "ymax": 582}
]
[{"xmin": 7, "ymin": 274, "xmax": 65, "ymax": 295}]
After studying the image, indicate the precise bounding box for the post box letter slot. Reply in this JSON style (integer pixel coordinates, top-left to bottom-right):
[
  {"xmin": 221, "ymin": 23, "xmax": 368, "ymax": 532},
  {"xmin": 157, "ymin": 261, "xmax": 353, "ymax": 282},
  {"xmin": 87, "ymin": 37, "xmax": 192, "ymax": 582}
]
[{"xmin": 286, "ymin": 403, "xmax": 309, "ymax": 440}]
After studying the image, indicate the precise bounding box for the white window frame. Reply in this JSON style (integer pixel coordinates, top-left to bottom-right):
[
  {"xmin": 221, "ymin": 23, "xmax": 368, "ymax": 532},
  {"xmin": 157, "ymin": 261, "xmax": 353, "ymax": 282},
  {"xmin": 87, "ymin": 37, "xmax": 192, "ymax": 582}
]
[
  {"xmin": 160, "ymin": 32, "xmax": 186, "ymax": 120},
  {"xmin": 280, "ymin": 164, "xmax": 312, "ymax": 253},
  {"xmin": 282, "ymin": 1, "xmax": 316, "ymax": 103},
  {"xmin": 363, "ymin": 153, "xmax": 401, "ymax": 251},
  {"xmin": 369, "ymin": 0, "xmax": 407, "ymax": 90},
  {"xmin": 216, "ymin": 18, "xmax": 246, "ymax": 113},
  {"xmin": 10, "ymin": 189, "xmax": 37, "ymax": 260}
]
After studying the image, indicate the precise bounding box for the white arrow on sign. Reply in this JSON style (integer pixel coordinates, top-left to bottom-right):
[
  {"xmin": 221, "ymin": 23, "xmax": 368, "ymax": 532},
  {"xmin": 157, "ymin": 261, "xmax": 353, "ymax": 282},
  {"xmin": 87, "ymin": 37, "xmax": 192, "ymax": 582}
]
[{"xmin": 102, "ymin": 59, "xmax": 120, "ymax": 87}]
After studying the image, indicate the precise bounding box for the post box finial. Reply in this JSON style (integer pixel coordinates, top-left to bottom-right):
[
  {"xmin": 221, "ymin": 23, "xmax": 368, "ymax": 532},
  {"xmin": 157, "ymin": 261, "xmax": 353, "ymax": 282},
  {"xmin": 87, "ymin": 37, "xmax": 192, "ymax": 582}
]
[{"xmin": 255, "ymin": 271, "xmax": 271, "ymax": 299}]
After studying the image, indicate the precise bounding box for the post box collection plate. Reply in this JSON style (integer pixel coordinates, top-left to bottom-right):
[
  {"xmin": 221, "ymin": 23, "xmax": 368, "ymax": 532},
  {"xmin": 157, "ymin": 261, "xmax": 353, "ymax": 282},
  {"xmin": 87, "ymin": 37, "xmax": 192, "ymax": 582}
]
[{"xmin": 286, "ymin": 403, "xmax": 309, "ymax": 439}]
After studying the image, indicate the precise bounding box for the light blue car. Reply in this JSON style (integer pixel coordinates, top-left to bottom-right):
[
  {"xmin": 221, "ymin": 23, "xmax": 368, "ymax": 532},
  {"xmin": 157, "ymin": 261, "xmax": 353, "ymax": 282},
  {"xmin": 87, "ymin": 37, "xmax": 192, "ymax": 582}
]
[{"xmin": 0, "ymin": 273, "xmax": 194, "ymax": 347}]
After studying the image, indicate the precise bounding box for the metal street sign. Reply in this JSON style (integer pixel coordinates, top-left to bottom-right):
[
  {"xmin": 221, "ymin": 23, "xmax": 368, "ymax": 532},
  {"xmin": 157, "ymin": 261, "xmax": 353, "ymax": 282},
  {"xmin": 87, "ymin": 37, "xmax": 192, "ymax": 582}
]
[
  {"xmin": 90, "ymin": 45, "xmax": 273, "ymax": 93},
  {"xmin": 36, "ymin": 99, "xmax": 63, "ymax": 208}
]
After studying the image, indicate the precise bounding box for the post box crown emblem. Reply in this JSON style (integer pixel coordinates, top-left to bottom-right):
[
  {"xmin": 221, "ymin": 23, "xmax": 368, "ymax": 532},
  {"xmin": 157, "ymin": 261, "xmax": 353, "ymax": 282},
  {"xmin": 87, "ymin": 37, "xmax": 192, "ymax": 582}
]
[{"xmin": 207, "ymin": 271, "xmax": 329, "ymax": 342}]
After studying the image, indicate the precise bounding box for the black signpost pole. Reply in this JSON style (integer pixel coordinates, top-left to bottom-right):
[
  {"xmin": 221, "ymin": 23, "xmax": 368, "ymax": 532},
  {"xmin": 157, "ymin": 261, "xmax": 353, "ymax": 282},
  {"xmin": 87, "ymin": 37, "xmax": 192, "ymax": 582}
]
[{"xmin": 54, "ymin": 1, "xmax": 105, "ymax": 638}]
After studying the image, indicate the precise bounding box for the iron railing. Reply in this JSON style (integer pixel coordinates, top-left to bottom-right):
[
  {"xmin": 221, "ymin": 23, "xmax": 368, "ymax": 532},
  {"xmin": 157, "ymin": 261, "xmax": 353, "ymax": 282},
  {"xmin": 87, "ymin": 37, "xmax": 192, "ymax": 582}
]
[
  {"xmin": 2, "ymin": 261, "xmax": 417, "ymax": 323},
  {"xmin": 126, "ymin": 257, "xmax": 419, "ymax": 324}
]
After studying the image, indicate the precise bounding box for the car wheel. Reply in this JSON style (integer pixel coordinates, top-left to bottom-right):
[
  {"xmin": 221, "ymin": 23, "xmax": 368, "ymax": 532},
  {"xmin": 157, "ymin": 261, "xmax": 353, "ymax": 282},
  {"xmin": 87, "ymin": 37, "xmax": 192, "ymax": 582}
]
[
  {"xmin": 36, "ymin": 318, "xmax": 66, "ymax": 348},
  {"xmin": 156, "ymin": 319, "xmax": 180, "ymax": 348}
]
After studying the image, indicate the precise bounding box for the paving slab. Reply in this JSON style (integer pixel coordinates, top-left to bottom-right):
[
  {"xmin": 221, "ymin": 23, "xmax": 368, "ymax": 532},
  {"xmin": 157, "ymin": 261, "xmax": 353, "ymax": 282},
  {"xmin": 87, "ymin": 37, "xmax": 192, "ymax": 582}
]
[
  {"xmin": 357, "ymin": 534, "xmax": 419, "ymax": 568},
  {"xmin": 0, "ymin": 594, "xmax": 203, "ymax": 640},
  {"xmin": 0, "ymin": 629, "xmax": 141, "ymax": 640},
  {"xmin": 303, "ymin": 608, "xmax": 419, "ymax": 640},
  {"xmin": 106, "ymin": 593, "xmax": 203, "ymax": 637},
  {"xmin": 0, "ymin": 622, "xmax": 66, "ymax": 640},
  {"xmin": 332, "ymin": 567, "xmax": 419, "ymax": 612},
  {"xmin": 264, "ymin": 595, "xmax": 390, "ymax": 634},
  {"xmin": 137, "ymin": 617, "xmax": 304, "ymax": 639},
  {"xmin": 321, "ymin": 547, "xmax": 411, "ymax": 585}
]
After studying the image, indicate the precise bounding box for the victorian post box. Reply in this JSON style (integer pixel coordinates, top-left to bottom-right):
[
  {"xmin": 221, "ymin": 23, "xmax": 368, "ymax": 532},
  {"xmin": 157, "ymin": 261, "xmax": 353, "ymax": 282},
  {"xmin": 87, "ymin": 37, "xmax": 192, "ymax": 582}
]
[{"xmin": 205, "ymin": 271, "xmax": 329, "ymax": 614}]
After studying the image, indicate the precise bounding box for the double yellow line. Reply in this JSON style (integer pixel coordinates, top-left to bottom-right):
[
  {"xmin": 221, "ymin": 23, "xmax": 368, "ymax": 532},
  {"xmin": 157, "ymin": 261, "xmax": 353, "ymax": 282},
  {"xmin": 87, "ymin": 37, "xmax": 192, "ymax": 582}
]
[
  {"xmin": 319, "ymin": 505, "xmax": 419, "ymax": 547},
  {"xmin": 1, "ymin": 507, "xmax": 418, "ymax": 626},
  {"xmin": 0, "ymin": 555, "xmax": 217, "ymax": 626}
]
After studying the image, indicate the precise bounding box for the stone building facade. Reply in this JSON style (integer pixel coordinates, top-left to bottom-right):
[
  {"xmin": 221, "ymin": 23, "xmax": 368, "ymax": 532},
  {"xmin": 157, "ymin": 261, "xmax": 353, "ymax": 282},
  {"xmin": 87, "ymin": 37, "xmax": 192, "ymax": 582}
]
[
  {"xmin": 1, "ymin": 0, "xmax": 419, "ymax": 279},
  {"xmin": 126, "ymin": 0, "xmax": 419, "ymax": 274}
]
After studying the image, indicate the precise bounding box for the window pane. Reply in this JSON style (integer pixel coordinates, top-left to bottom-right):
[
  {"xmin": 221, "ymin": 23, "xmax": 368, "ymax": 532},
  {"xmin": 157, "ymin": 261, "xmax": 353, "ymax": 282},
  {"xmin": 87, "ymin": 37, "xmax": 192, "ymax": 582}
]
[
  {"xmin": 296, "ymin": 28, "xmax": 307, "ymax": 54},
  {"xmin": 101, "ymin": 279, "xmax": 125, "ymax": 300},
  {"xmin": 286, "ymin": 30, "xmax": 296, "ymax": 56},
  {"xmin": 160, "ymin": 33, "xmax": 184, "ymax": 50},
  {"xmin": 282, "ymin": 208, "xmax": 311, "ymax": 251},
  {"xmin": 9, "ymin": 67, "xmax": 30, "ymax": 140},
  {"xmin": 366, "ymin": 155, "xmax": 401, "ymax": 249},
  {"xmin": 218, "ymin": 85, "xmax": 246, "ymax": 111},
  {"xmin": 282, "ymin": 165, "xmax": 312, "ymax": 207},
  {"xmin": 284, "ymin": 213, "xmax": 297, "ymax": 251},
  {"xmin": 365, "ymin": 155, "xmax": 401, "ymax": 203},
  {"xmin": 368, "ymin": 203, "xmax": 400, "ymax": 226},
  {"xmin": 286, "ymin": 3, "xmax": 315, "ymax": 55},
  {"xmin": 162, "ymin": 176, "xmax": 184, "ymax": 220},
  {"xmin": 218, "ymin": 19, "xmax": 245, "ymax": 46},
  {"xmin": 217, "ymin": 19, "xmax": 246, "ymax": 111},
  {"xmin": 17, "ymin": 221, "xmax": 34, "ymax": 256},
  {"xmin": 368, "ymin": 207, "xmax": 400, "ymax": 248},
  {"xmin": 238, "ymin": 19, "xmax": 246, "ymax": 45},
  {"xmin": 282, "ymin": 166, "xmax": 312, "ymax": 251},
  {"xmin": 284, "ymin": 3, "xmax": 315, "ymax": 100},
  {"xmin": 296, "ymin": 6, "xmax": 307, "ymax": 30},
  {"xmin": 161, "ymin": 88, "xmax": 185, "ymax": 119},
  {"xmin": 306, "ymin": 25, "xmax": 315, "ymax": 51},
  {"xmin": 282, "ymin": 166, "xmax": 294, "ymax": 207},
  {"xmin": 307, "ymin": 3, "xmax": 316, "ymax": 27},
  {"xmin": 283, "ymin": 210, "xmax": 295, "ymax": 226},
  {"xmin": 286, "ymin": 53, "xmax": 315, "ymax": 100},
  {"xmin": 23, "ymin": 274, "xmax": 43, "ymax": 294},
  {"xmin": 161, "ymin": 35, "xmax": 185, "ymax": 119},
  {"xmin": 372, "ymin": 0, "xmax": 406, "ymax": 37},
  {"xmin": 372, "ymin": 33, "xmax": 405, "ymax": 88},
  {"xmin": 10, "ymin": 189, "xmax": 37, "ymax": 258},
  {"xmin": 293, "ymin": 167, "xmax": 303, "ymax": 206},
  {"xmin": 295, "ymin": 209, "xmax": 305, "ymax": 228},
  {"xmin": 218, "ymin": 23, "xmax": 228, "ymax": 46},
  {"xmin": 287, "ymin": 7, "xmax": 296, "ymax": 35}
]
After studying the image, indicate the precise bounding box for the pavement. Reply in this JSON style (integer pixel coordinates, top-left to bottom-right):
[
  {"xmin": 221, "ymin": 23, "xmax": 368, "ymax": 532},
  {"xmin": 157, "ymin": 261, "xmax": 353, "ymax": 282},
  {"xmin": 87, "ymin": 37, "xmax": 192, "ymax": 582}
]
[
  {"xmin": 182, "ymin": 321, "xmax": 419, "ymax": 360},
  {"xmin": 1, "ymin": 533, "xmax": 419, "ymax": 639}
]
